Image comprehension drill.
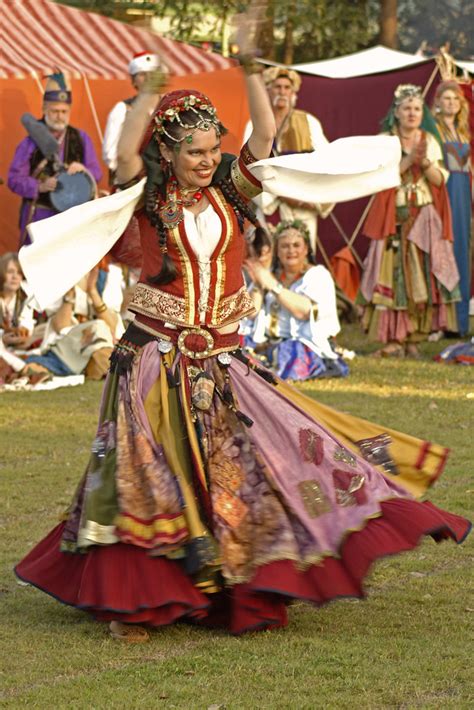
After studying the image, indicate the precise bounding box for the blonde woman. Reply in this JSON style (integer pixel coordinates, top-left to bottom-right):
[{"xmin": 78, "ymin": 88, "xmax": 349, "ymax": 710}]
[{"xmin": 434, "ymin": 81, "xmax": 472, "ymax": 336}]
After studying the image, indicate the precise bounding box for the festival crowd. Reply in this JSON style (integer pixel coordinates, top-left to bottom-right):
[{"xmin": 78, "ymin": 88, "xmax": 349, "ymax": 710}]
[{"xmin": 1, "ymin": 53, "xmax": 472, "ymax": 389}]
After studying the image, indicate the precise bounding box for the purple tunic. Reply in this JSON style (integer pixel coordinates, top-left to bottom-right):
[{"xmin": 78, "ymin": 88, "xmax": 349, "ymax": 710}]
[{"xmin": 7, "ymin": 128, "xmax": 102, "ymax": 247}]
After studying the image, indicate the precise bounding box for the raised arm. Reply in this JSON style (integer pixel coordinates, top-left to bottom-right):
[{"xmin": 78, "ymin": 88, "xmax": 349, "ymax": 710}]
[
  {"xmin": 115, "ymin": 74, "xmax": 164, "ymax": 185},
  {"xmin": 245, "ymin": 72, "xmax": 276, "ymax": 161},
  {"xmin": 234, "ymin": 1, "xmax": 275, "ymax": 161}
]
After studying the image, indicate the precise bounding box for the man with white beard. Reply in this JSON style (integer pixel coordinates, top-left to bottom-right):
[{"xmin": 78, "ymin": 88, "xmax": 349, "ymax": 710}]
[
  {"xmin": 8, "ymin": 72, "xmax": 102, "ymax": 247},
  {"xmin": 243, "ymin": 66, "xmax": 332, "ymax": 250}
]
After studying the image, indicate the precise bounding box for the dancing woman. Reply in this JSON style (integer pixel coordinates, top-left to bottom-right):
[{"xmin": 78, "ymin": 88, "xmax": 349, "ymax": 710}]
[{"xmin": 16, "ymin": 44, "xmax": 470, "ymax": 638}]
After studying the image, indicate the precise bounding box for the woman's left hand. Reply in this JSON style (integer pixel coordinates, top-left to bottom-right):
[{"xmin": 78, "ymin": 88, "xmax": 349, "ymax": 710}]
[{"xmin": 245, "ymin": 258, "xmax": 277, "ymax": 291}]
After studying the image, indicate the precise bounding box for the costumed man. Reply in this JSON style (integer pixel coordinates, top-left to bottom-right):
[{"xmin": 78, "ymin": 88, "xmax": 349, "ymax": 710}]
[
  {"xmin": 244, "ymin": 66, "xmax": 333, "ymax": 251},
  {"xmin": 8, "ymin": 72, "xmax": 102, "ymax": 248},
  {"xmin": 102, "ymin": 52, "xmax": 162, "ymax": 184}
]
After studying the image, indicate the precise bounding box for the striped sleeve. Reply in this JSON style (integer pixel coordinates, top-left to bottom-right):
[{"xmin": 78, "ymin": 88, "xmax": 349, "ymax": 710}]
[{"xmin": 230, "ymin": 141, "xmax": 262, "ymax": 201}]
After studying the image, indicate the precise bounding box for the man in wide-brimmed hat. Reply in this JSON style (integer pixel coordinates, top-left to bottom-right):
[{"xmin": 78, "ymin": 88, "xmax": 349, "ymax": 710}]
[
  {"xmin": 244, "ymin": 66, "xmax": 333, "ymax": 250},
  {"xmin": 8, "ymin": 71, "xmax": 102, "ymax": 247}
]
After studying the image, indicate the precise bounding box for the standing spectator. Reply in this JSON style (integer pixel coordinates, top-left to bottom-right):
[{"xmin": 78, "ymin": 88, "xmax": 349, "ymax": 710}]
[
  {"xmin": 244, "ymin": 66, "xmax": 333, "ymax": 250},
  {"xmin": 359, "ymin": 84, "xmax": 460, "ymax": 358},
  {"xmin": 8, "ymin": 72, "xmax": 102, "ymax": 247},
  {"xmin": 102, "ymin": 52, "xmax": 163, "ymax": 184},
  {"xmin": 434, "ymin": 80, "xmax": 472, "ymax": 336}
]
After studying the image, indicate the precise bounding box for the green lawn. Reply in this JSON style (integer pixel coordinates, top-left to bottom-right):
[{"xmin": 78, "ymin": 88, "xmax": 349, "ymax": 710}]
[{"xmin": 1, "ymin": 329, "xmax": 473, "ymax": 709}]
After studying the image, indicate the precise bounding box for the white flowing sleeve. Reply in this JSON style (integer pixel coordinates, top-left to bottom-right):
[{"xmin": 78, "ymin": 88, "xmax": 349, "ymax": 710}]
[
  {"xmin": 102, "ymin": 102, "xmax": 128, "ymax": 171},
  {"xmin": 247, "ymin": 135, "xmax": 402, "ymax": 204},
  {"xmin": 20, "ymin": 179, "xmax": 145, "ymax": 310}
]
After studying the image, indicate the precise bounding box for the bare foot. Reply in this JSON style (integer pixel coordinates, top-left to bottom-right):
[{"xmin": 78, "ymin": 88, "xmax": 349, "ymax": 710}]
[{"xmin": 109, "ymin": 620, "xmax": 150, "ymax": 643}]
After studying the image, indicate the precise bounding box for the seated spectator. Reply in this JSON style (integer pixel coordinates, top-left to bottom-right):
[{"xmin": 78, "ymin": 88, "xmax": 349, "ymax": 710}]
[
  {"xmin": 24, "ymin": 262, "xmax": 124, "ymax": 380},
  {"xmin": 0, "ymin": 252, "xmax": 36, "ymax": 350},
  {"xmin": 244, "ymin": 220, "xmax": 348, "ymax": 379}
]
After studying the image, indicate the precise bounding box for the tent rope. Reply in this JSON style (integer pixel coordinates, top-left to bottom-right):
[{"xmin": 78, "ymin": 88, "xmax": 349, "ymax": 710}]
[{"xmin": 82, "ymin": 73, "xmax": 103, "ymax": 143}]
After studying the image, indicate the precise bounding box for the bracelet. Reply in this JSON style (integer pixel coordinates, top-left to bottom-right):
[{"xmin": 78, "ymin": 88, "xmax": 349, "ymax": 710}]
[
  {"xmin": 62, "ymin": 295, "xmax": 75, "ymax": 305},
  {"xmin": 236, "ymin": 54, "xmax": 264, "ymax": 76},
  {"xmin": 271, "ymin": 282, "xmax": 284, "ymax": 296},
  {"xmin": 94, "ymin": 301, "xmax": 108, "ymax": 314}
]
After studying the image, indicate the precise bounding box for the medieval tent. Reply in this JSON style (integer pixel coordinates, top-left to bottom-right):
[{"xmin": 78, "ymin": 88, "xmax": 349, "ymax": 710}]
[
  {"xmin": 0, "ymin": 0, "xmax": 247, "ymax": 253},
  {"xmin": 289, "ymin": 46, "xmax": 473, "ymax": 299}
]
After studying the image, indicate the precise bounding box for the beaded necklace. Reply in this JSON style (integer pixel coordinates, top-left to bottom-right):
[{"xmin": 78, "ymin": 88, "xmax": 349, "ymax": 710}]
[{"xmin": 158, "ymin": 175, "xmax": 204, "ymax": 228}]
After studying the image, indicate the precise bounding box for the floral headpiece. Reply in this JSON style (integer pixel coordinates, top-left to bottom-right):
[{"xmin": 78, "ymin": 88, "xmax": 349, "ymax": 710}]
[
  {"xmin": 393, "ymin": 84, "xmax": 423, "ymax": 107},
  {"xmin": 274, "ymin": 219, "xmax": 311, "ymax": 243},
  {"xmin": 153, "ymin": 90, "xmax": 220, "ymax": 144}
]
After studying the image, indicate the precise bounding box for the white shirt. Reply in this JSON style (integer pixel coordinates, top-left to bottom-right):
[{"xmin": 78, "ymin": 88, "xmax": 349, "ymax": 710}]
[
  {"xmin": 243, "ymin": 112, "xmax": 328, "ymax": 152},
  {"xmin": 183, "ymin": 204, "xmax": 222, "ymax": 323},
  {"xmin": 265, "ymin": 265, "xmax": 340, "ymax": 359},
  {"xmin": 102, "ymin": 101, "xmax": 128, "ymax": 171}
]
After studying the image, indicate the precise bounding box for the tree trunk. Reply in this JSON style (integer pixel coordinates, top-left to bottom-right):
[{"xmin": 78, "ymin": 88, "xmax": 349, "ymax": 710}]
[
  {"xmin": 257, "ymin": 0, "xmax": 275, "ymax": 61},
  {"xmin": 379, "ymin": 0, "xmax": 397, "ymax": 49},
  {"xmin": 282, "ymin": 3, "xmax": 295, "ymax": 65}
]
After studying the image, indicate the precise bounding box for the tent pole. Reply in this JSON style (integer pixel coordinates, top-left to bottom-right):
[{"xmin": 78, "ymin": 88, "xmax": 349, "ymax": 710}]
[
  {"xmin": 315, "ymin": 233, "xmax": 336, "ymax": 276},
  {"xmin": 82, "ymin": 74, "xmax": 103, "ymax": 143},
  {"xmin": 328, "ymin": 213, "xmax": 363, "ymax": 268},
  {"xmin": 348, "ymin": 195, "xmax": 375, "ymax": 248},
  {"xmin": 422, "ymin": 64, "xmax": 439, "ymax": 98}
]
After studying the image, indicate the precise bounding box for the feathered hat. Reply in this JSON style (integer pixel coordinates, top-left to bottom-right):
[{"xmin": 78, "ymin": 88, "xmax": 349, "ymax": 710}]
[{"xmin": 43, "ymin": 71, "xmax": 71, "ymax": 104}]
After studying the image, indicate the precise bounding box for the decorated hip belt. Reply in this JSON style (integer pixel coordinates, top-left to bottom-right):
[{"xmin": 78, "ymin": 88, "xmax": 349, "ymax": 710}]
[{"xmin": 110, "ymin": 318, "xmax": 241, "ymax": 374}]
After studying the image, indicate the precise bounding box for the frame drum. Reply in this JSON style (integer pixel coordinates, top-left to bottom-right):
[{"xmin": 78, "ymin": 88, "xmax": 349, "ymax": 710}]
[{"xmin": 50, "ymin": 170, "xmax": 96, "ymax": 212}]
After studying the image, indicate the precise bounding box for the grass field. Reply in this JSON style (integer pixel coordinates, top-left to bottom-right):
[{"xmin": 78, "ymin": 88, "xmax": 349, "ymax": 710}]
[{"xmin": 1, "ymin": 328, "xmax": 473, "ymax": 709}]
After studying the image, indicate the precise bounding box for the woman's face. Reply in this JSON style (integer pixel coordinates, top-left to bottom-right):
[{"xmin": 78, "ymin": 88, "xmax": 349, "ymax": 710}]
[
  {"xmin": 2, "ymin": 260, "xmax": 22, "ymax": 294},
  {"xmin": 161, "ymin": 127, "xmax": 222, "ymax": 189},
  {"xmin": 395, "ymin": 97, "xmax": 423, "ymax": 131},
  {"xmin": 276, "ymin": 229, "xmax": 308, "ymax": 272},
  {"xmin": 437, "ymin": 89, "xmax": 461, "ymax": 118}
]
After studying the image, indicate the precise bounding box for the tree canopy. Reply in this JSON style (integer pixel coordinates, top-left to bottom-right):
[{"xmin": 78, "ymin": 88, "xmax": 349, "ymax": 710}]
[{"xmin": 54, "ymin": 0, "xmax": 474, "ymax": 62}]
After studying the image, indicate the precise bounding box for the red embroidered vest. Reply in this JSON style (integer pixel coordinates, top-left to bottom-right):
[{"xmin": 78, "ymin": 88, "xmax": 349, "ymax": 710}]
[{"xmin": 129, "ymin": 185, "xmax": 255, "ymax": 328}]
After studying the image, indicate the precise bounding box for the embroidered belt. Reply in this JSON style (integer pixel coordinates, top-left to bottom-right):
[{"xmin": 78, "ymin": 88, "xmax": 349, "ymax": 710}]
[{"xmin": 134, "ymin": 314, "xmax": 240, "ymax": 359}]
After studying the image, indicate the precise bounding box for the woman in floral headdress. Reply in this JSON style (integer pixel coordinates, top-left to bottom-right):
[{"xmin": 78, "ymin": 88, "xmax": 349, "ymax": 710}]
[
  {"xmin": 433, "ymin": 81, "xmax": 472, "ymax": 336},
  {"xmin": 16, "ymin": 29, "xmax": 470, "ymax": 640},
  {"xmin": 245, "ymin": 219, "xmax": 348, "ymax": 379},
  {"xmin": 359, "ymin": 84, "xmax": 461, "ymax": 357}
]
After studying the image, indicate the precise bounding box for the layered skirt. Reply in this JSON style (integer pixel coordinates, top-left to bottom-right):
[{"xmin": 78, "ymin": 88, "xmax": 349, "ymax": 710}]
[
  {"xmin": 359, "ymin": 205, "xmax": 460, "ymax": 344},
  {"xmin": 15, "ymin": 328, "xmax": 471, "ymax": 634}
]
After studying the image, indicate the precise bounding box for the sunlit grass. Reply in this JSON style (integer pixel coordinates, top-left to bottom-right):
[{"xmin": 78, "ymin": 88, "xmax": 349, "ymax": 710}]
[{"xmin": 1, "ymin": 325, "xmax": 472, "ymax": 709}]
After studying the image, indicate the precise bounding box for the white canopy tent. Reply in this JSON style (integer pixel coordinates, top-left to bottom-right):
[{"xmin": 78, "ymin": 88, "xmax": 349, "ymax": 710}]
[{"xmin": 291, "ymin": 45, "xmax": 473, "ymax": 79}]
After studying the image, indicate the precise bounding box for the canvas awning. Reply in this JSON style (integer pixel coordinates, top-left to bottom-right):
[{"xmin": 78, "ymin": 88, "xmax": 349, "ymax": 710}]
[
  {"xmin": 1, "ymin": 0, "xmax": 233, "ymax": 79},
  {"xmin": 291, "ymin": 46, "xmax": 433, "ymax": 78}
]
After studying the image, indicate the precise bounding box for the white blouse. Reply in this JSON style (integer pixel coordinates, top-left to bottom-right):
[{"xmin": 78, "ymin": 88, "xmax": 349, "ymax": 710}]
[{"xmin": 183, "ymin": 204, "xmax": 222, "ymax": 323}]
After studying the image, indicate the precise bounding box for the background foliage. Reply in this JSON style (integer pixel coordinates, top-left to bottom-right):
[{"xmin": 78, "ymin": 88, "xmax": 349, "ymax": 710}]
[{"xmin": 55, "ymin": 0, "xmax": 474, "ymax": 62}]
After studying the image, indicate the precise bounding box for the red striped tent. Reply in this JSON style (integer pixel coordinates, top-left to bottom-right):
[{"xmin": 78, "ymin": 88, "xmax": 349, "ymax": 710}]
[{"xmin": 0, "ymin": 0, "xmax": 247, "ymax": 253}]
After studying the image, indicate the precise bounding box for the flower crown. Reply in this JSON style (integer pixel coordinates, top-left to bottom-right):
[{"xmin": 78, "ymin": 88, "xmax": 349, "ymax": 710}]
[
  {"xmin": 153, "ymin": 94, "xmax": 221, "ymax": 144},
  {"xmin": 393, "ymin": 84, "xmax": 423, "ymax": 107},
  {"xmin": 274, "ymin": 219, "xmax": 311, "ymax": 244}
]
